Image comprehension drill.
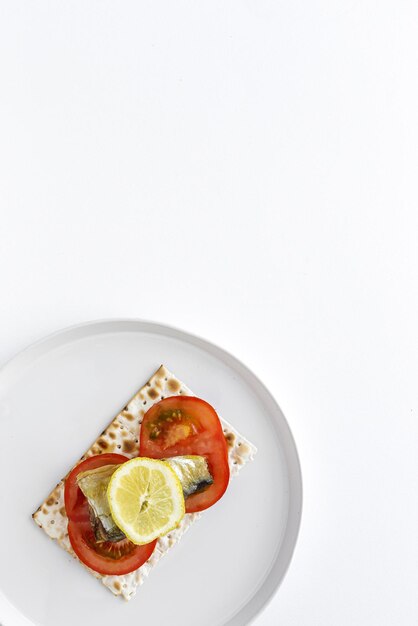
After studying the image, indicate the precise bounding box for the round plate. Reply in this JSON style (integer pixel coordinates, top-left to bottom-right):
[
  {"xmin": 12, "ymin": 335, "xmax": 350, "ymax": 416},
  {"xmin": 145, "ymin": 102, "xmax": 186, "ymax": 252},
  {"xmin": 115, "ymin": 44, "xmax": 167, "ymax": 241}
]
[{"xmin": 0, "ymin": 320, "xmax": 302, "ymax": 626}]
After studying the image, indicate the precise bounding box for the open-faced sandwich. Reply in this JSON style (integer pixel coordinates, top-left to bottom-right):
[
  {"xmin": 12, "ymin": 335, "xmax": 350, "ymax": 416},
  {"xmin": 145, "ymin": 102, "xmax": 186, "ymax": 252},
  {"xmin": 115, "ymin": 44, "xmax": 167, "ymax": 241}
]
[{"xmin": 33, "ymin": 365, "xmax": 257, "ymax": 600}]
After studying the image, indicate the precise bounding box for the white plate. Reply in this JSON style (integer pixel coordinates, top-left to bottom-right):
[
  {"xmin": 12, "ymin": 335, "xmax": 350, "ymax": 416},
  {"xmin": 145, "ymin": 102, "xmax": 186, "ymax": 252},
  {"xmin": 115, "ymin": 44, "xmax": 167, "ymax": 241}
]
[{"xmin": 0, "ymin": 320, "xmax": 302, "ymax": 626}]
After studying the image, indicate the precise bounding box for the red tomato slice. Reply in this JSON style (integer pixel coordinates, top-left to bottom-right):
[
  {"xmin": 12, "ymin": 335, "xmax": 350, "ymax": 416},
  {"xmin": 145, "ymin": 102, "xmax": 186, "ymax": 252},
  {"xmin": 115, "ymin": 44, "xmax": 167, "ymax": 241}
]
[
  {"xmin": 64, "ymin": 454, "xmax": 157, "ymax": 575},
  {"xmin": 139, "ymin": 396, "xmax": 230, "ymax": 513},
  {"xmin": 68, "ymin": 510, "xmax": 156, "ymax": 576}
]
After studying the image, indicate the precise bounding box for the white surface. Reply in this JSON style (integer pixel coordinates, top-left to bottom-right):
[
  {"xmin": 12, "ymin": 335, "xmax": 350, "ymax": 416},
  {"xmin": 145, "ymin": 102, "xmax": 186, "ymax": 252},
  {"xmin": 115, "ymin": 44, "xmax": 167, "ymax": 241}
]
[
  {"xmin": 0, "ymin": 1, "xmax": 417, "ymax": 624},
  {"xmin": 0, "ymin": 321, "xmax": 301, "ymax": 626}
]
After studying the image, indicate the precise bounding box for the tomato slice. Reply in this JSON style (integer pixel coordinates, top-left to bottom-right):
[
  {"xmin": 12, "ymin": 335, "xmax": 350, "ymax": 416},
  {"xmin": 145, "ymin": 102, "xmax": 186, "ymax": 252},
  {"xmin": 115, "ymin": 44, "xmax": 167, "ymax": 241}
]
[
  {"xmin": 139, "ymin": 396, "xmax": 230, "ymax": 513},
  {"xmin": 68, "ymin": 510, "xmax": 156, "ymax": 576},
  {"xmin": 64, "ymin": 454, "xmax": 157, "ymax": 575}
]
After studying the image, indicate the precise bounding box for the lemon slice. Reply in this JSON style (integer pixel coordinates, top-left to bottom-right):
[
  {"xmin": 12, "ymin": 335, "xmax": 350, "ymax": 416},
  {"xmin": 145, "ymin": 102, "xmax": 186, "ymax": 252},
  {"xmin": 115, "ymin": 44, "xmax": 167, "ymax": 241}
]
[{"xmin": 107, "ymin": 458, "xmax": 185, "ymax": 545}]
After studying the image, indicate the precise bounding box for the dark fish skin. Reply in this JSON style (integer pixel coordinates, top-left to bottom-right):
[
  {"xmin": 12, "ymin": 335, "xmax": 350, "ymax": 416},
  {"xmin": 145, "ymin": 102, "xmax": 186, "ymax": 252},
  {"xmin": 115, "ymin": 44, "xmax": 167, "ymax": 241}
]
[
  {"xmin": 185, "ymin": 477, "xmax": 213, "ymax": 497},
  {"xmin": 88, "ymin": 505, "xmax": 126, "ymax": 543}
]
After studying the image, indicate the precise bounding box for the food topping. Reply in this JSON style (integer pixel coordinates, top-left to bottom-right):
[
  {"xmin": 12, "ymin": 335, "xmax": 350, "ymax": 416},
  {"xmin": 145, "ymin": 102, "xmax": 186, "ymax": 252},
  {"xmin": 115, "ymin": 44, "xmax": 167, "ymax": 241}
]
[
  {"xmin": 140, "ymin": 396, "xmax": 230, "ymax": 513},
  {"xmin": 77, "ymin": 464, "xmax": 125, "ymax": 543},
  {"xmin": 165, "ymin": 455, "xmax": 213, "ymax": 497},
  {"xmin": 107, "ymin": 457, "xmax": 185, "ymax": 545}
]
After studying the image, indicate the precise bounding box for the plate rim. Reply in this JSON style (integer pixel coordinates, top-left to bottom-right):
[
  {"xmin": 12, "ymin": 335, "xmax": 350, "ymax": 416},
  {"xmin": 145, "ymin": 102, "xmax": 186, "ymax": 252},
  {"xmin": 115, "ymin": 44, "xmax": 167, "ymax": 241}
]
[{"xmin": 0, "ymin": 318, "xmax": 303, "ymax": 626}]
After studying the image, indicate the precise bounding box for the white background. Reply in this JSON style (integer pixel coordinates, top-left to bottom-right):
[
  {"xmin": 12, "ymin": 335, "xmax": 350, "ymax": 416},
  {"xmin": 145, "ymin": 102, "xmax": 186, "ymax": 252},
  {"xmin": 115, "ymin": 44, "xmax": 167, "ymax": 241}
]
[{"xmin": 1, "ymin": 1, "xmax": 418, "ymax": 624}]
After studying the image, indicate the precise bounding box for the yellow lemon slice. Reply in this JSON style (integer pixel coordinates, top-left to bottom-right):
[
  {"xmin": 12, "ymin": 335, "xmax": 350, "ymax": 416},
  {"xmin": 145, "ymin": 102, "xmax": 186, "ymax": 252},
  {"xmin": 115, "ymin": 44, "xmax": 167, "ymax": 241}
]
[{"xmin": 107, "ymin": 457, "xmax": 185, "ymax": 545}]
